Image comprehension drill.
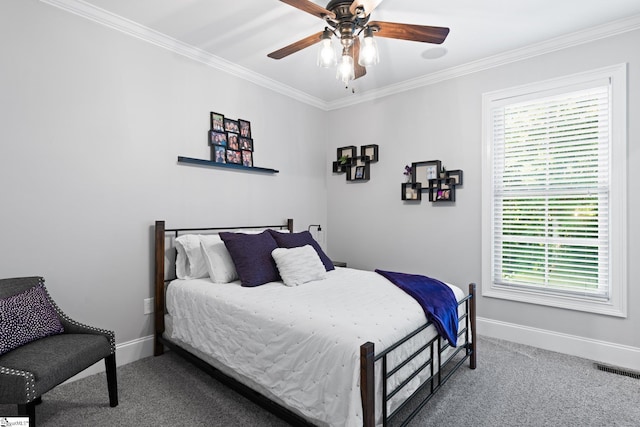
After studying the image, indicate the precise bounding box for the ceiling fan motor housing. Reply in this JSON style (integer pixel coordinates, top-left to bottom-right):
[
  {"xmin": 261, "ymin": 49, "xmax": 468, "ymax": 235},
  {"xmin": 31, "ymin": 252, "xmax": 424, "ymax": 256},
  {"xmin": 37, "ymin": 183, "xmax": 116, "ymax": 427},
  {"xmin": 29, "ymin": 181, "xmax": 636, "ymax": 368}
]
[{"xmin": 325, "ymin": 0, "xmax": 370, "ymax": 36}]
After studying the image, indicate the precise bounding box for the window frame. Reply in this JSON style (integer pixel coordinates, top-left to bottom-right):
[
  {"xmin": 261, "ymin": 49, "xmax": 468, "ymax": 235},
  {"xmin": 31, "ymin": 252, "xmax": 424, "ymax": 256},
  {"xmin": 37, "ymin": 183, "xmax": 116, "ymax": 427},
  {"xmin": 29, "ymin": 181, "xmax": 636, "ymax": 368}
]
[{"xmin": 481, "ymin": 64, "xmax": 628, "ymax": 317}]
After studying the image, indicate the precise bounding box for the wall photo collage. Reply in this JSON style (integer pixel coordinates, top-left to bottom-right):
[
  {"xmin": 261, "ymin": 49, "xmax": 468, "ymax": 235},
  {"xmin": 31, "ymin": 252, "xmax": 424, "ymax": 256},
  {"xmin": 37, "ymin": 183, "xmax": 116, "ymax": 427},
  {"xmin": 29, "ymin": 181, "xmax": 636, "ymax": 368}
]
[{"xmin": 209, "ymin": 112, "xmax": 254, "ymax": 167}]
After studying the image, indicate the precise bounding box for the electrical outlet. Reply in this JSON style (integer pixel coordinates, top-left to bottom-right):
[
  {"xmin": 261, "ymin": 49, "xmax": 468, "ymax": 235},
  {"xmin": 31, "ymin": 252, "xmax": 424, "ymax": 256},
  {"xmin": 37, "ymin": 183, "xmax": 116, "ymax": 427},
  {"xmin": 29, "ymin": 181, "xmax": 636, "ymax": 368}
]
[{"xmin": 143, "ymin": 297, "xmax": 154, "ymax": 315}]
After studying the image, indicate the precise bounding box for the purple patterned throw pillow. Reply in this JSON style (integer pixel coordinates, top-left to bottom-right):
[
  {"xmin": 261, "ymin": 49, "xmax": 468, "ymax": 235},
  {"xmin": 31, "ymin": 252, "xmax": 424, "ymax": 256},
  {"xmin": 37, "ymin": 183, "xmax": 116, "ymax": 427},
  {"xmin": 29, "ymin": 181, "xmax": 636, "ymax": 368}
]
[{"xmin": 0, "ymin": 284, "xmax": 64, "ymax": 355}]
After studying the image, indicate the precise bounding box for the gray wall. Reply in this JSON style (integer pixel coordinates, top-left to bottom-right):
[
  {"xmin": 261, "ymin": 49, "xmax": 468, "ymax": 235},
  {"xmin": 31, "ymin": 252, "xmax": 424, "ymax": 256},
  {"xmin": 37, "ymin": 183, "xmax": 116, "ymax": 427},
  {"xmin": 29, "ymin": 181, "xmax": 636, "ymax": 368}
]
[
  {"xmin": 0, "ymin": 0, "xmax": 327, "ymax": 345},
  {"xmin": 1, "ymin": 0, "xmax": 638, "ymax": 367},
  {"xmin": 326, "ymin": 29, "xmax": 639, "ymax": 350}
]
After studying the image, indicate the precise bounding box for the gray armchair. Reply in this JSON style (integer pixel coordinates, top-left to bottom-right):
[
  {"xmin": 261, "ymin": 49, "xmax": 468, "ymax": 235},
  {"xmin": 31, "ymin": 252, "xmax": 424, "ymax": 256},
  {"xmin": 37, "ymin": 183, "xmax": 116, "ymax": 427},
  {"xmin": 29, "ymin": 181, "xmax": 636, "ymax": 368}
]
[{"xmin": 0, "ymin": 276, "xmax": 117, "ymax": 425}]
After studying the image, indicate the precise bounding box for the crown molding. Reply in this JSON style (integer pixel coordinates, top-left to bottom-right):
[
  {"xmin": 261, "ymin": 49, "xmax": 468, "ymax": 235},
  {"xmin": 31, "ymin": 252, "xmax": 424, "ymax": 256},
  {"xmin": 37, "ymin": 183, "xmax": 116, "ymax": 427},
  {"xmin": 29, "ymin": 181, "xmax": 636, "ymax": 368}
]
[
  {"xmin": 40, "ymin": 0, "xmax": 327, "ymax": 110},
  {"xmin": 327, "ymin": 14, "xmax": 640, "ymax": 110},
  {"xmin": 40, "ymin": 0, "xmax": 640, "ymax": 112}
]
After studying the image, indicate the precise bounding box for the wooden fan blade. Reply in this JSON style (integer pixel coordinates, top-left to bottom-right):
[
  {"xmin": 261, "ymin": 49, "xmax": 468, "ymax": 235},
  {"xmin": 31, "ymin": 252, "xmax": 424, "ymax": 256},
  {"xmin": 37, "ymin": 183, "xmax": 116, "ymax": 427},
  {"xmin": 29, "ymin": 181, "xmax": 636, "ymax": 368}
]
[
  {"xmin": 369, "ymin": 21, "xmax": 450, "ymax": 44},
  {"xmin": 279, "ymin": 0, "xmax": 335, "ymax": 20},
  {"xmin": 350, "ymin": 0, "xmax": 383, "ymax": 17},
  {"xmin": 268, "ymin": 31, "xmax": 324, "ymax": 59},
  {"xmin": 352, "ymin": 37, "xmax": 367, "ymax": 79}
]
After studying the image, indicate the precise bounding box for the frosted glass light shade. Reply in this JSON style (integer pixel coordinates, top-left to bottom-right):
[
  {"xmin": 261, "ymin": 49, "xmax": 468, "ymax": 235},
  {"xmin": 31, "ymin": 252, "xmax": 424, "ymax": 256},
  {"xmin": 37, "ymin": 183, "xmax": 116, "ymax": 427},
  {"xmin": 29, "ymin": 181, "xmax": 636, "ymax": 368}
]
[
  {"xmin": 317, "ymin": 37, "xmax": 337, "ymax": 67},
  {"xmin": 336, "ymin": 54, "xmax": 355, "ymax": 84},
  {"xmin": 358, "ymin": 34, "xmax": 379, "ymax": 67}
]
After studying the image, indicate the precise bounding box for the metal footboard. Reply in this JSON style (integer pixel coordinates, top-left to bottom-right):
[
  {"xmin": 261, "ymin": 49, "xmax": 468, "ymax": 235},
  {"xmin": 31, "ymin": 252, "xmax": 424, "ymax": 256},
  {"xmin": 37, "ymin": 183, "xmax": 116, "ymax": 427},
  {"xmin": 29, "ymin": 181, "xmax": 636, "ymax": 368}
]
[{"xmin": 361, "ymin": 283, "xmax": 476, "ymax": 426}]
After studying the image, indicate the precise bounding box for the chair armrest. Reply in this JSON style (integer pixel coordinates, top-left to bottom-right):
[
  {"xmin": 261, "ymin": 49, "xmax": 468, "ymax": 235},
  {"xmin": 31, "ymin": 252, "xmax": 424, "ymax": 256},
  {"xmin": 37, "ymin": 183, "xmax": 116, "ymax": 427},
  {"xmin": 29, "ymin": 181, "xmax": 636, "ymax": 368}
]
[
  {"xmin": 0, "ymin": 366, "xmax": 36, "ymax": 404},
  {"xmin": 38, "ymin": 284, "xmax": 117, "ymax": 354},
  {"xmin": 45, "ymin": 297, "xmax": 116, "ymax": 354},
  {"xmin": 59, "ymin": 317, "xmax": 116, "ymax": 354}
]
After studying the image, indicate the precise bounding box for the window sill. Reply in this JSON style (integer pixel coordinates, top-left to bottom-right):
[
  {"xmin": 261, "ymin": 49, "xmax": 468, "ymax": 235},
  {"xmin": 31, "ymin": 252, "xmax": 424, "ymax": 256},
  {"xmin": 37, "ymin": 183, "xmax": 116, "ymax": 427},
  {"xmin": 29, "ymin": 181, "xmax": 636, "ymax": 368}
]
[{"xmin": 482, "ymin": 284, "xmax": 626, "ymax": 318}]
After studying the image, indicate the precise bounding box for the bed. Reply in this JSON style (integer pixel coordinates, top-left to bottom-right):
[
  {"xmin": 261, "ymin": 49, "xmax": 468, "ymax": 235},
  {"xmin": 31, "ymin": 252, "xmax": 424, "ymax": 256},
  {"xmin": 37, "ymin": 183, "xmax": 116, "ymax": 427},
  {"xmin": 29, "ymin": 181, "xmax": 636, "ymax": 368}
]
[{"xmin": 154, "ymin": 219, "xmax": 476, "ymax": 426}]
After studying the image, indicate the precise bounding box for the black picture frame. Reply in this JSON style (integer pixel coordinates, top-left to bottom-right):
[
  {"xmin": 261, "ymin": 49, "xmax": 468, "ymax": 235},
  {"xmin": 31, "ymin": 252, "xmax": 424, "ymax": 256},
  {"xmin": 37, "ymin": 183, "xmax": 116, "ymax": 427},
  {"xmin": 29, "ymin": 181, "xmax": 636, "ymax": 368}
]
[
  {"xmin": 209, "ymin": 130, "xmax": 228, "ymax": 147},
  {"xmin": 224, "ymin": 118, "xmax": 240, "ymax": 133},
  {"xmin": 210, "ymin": 112, "xmax": 225, "ymax": 132},
  {"xmin": 239, "ymin": 137, "xmax": 253, "ymax": 151},
  {"xmin": 227, "ymin": 132, "xmax": 240, "ymax": 150},
  {"xmin": 226, "ymin": 149, "xmax": 241, "ymax": 164},
  {"xmin": 412, "ymin": 160, "xmax": 441, "ymax": 188},
  {"xmin": 242, "ymin": 150, "xmax": 253, "ymax": 167},
  {"xmin": 354, "ymin": 166, "xmax": 365, "ymax": 180},
  {"xmin": 238, "ymin": 119, "xmax": 252, "ymax": 138},
  {"xmin": 446, "ymin": 169, "xmax": 464, "ymax": 186},
  {"xmin": 213, "ymin": 145, "xmax": 226, "ymax": 163}
]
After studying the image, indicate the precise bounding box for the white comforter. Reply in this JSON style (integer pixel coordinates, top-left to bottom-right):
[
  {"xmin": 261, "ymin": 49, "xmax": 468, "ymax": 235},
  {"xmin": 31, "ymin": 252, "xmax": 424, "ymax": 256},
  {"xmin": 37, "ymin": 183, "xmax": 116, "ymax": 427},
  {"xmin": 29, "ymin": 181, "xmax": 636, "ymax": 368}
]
[{"xmin": 166, "ymin": 267, "xmax": 465, "ymax": 427}]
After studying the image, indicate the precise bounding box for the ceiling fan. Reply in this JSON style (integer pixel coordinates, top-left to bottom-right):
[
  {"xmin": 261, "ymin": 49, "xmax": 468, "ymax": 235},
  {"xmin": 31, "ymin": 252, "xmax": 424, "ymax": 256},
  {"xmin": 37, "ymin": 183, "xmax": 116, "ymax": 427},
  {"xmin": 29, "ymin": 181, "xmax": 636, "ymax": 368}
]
[{"xmin": 268, "ymin": 0, "xmax": 450, "ymax": 84}]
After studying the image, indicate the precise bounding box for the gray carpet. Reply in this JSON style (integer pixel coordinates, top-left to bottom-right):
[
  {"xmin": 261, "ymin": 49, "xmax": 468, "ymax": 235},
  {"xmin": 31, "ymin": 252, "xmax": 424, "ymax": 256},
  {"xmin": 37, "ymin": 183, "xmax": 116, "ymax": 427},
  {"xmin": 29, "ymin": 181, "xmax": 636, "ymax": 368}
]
[{"xmin": 1, "ymin": 336, "xmax": 639, "ymax": 426}]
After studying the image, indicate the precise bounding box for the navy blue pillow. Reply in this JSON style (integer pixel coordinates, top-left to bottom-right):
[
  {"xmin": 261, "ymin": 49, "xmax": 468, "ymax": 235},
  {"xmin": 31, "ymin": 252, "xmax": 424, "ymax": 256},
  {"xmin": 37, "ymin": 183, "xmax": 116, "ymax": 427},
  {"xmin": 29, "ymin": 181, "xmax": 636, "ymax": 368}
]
[
  {"xmin": 268, "ymin": 230, "xmax": 335, "ymax": 271},
  {"xmin": 219, "ymin": 231, "xmax": 281, "ymax": 287}
]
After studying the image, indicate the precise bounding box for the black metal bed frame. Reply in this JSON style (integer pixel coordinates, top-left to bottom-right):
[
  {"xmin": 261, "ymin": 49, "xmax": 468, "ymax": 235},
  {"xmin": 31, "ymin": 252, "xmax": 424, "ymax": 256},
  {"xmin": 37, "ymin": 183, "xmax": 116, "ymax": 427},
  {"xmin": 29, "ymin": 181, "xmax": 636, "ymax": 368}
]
[
  {"xmin": 367, "ymin": 291, "xmax": 475, "ymax": 426},
  {"xmin": 153, "ymin": 219, "xmax": 476, "ymax": 426}
]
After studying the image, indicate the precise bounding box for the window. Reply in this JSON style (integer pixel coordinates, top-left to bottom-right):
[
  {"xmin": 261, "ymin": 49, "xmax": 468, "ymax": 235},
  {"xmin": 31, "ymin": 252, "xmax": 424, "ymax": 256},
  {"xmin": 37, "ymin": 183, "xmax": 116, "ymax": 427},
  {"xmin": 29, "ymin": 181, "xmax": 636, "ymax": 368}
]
[{"xmin": 482, "ymin": 64, "xmax": 627, "ymax": 317}]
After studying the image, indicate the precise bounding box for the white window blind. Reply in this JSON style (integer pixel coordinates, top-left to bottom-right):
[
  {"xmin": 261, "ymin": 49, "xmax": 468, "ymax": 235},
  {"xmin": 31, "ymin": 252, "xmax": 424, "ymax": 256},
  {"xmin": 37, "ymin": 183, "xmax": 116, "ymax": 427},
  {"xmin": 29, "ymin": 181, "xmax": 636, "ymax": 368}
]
[
  {"xmin": 482, "ymin": 64, "xmax": 627, "ymax": 317},
  {"xmin": 492, "ymin": 86, "xmax": 610, "ymax": 298}
]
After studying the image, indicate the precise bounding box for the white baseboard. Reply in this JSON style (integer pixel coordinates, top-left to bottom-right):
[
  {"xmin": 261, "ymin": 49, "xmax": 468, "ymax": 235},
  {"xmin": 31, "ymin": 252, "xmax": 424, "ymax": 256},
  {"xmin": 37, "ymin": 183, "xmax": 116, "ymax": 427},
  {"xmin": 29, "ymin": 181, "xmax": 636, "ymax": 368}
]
[
  {"xmin": 64, "ymin": 321, "xmax": 640, "ymax": 384},
  {"xmin": 63, "ymin": 334, "xmax": 155, "ymax": 384},
  {"xmin": 477, "ymin": 316, "xmax": 640, "ymax": 371}
]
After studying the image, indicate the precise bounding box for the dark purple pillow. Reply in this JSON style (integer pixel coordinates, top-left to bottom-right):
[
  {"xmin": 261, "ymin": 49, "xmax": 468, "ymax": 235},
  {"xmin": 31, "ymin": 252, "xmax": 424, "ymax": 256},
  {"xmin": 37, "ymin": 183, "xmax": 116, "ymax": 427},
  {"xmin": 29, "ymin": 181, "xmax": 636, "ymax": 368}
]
[
  {"xmin": 0, "ymin": 284, "xmax": 64, "ymax": 355},
  {"xmin": 268, "ymin": 230, "xmax": 335, "ymax": 271},
  {"xmin": 219, "ymin": 231, "xmax": 281, "ymax": 287}
]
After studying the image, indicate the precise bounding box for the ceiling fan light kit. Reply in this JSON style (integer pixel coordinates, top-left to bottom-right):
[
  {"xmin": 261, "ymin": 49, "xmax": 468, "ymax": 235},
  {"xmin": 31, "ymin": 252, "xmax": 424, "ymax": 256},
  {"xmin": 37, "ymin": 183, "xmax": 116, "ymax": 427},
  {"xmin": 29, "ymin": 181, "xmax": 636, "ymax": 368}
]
[
  {"xmin": 317, "ymin": 29, "xmax": 337, "ymax": 67},
  {"xmin": 358, "ymin": 27, "xmax": 379, "ymax": 67},
  {"xmin": 270, "ymin": 0, "xmax": 449, "ymax": 85},
  {"xmin": 337, "ymin": 50, "xmax": 356, "ymax": 83}
]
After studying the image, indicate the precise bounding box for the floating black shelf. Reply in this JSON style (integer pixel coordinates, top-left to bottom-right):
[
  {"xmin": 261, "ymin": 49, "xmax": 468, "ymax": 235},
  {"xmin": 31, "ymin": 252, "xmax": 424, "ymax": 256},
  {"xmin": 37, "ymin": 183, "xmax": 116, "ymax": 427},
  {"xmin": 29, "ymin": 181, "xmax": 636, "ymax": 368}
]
[
  {"xmin": 177, "ymin": 156, "xmax": 279, "ymax": 174},
  {"xmin": 333, "ymin": 145, "xmax": 378, "ymax": 182},
  {"xmin": 401, "ymin": 163, "xmax": 463, "ymax": 203}
]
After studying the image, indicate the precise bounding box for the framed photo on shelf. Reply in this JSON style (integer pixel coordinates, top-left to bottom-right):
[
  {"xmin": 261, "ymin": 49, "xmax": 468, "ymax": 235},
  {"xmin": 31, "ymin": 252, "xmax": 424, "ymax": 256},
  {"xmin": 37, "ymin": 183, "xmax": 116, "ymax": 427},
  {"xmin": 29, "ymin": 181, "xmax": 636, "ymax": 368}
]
[
  {"xmin": 430, "ymin": 186, "xmax": 456, "ymax": 202},
  {"xmin": 226, "ymin": 149, "xmax": 241, "ymax": 164},
  {"xmin": 210, "ymin": 112, "xmax": 224, "ymax": 132},
  {"xmin": 355, "ymin": 165, "xmax": 365, "ymax": 180},
  {"xmin": 227, "ymin": 132, "xmax": 240, "ymax": 150},
  {"xmin": 446, "ymin": 169, "xmax": 463, "ymax": 186},
  {"xmin": 242, "ymin": 150, "xmax": 253, "ymax": 167},
  {"xmin": 213, "ymin": 146, "xmax": 226, "ymax": 163},
  {"xmin": 239, "ymin": 137, "xmax": 253, "ymax": 151},
  {"xmin": 437, "ymin": 189, "xmax": 451, "ymax": 200},
  {"xmin": 224, "ymin": 118, "xmax": 240, "ymax": 133},
  {"xmin": 412, "ymin": 160, "xmax": 441, "ymax": 187},
  {"xmin": 209, "ymin": 130, "xmax": 228, "ymax": 147},
  {"xmin": 238, "ymin": 119, "xmax": 252, "ymax": 138}
]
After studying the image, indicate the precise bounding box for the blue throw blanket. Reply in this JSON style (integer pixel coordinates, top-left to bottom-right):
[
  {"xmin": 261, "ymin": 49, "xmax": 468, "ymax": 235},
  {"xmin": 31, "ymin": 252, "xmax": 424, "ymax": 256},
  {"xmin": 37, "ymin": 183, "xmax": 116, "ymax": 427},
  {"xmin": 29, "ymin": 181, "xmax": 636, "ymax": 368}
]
[{"xmin": 375, "ymin": 269, "xmax": 459, "ymax": 347}]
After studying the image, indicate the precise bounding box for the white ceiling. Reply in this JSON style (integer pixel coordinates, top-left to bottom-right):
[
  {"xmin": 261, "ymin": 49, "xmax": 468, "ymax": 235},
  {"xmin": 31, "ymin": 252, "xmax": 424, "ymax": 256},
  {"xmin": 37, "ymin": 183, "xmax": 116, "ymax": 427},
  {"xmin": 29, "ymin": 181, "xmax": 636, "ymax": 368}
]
[{"xmin": 52, "ymin": 0, "xmax": 640, "ymax": 107}]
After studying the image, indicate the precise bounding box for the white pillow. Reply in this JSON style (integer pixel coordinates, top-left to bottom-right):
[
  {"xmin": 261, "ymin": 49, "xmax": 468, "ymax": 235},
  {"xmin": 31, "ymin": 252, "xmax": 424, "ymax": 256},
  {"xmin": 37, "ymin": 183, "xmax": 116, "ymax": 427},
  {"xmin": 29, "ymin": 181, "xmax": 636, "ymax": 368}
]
[
  {"xmin": 174, "ymin": 240, "xmax": 189, "ymax": 279},
  {"xmin": 175, "ymin": 235, "xmax": 209, "ymax": 279},
  {"xmin": 200, "ymin": 235, "xmax": 238, "ymax": 283},
  {"xmin": 271, "ymin": 245, "xmax": 326, "ymax": 287}
]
